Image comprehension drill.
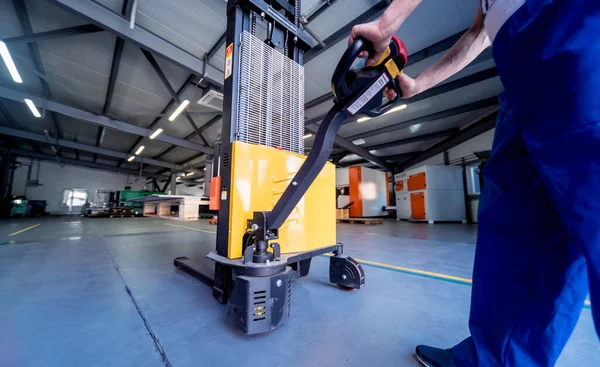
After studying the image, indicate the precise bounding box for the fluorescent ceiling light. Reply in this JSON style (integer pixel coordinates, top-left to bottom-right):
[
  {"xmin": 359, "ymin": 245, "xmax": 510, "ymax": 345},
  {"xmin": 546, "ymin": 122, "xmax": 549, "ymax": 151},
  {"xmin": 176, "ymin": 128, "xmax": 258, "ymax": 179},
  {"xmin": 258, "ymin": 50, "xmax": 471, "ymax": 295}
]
[
  {"xmin": 168, "ymin": 100, "xmax": 190, "ymax": 121},
  {"xmin": 24, "ymin": 99, "xmax": 41, "ymax": 118},
  {"xmin": 357, "ymin": 117, "xmax": 371, "ymax": 123},
  {"xmin": 149, "ymin": 128, "xmax": 163, "ymax": 139},
  {"xmin": 203, "ymin": 167, "xmax": 207, "ymax": 170},
  {"xmin": 128, "ymin": 156, "xmax": 135, "ymax": 162},
  {"xmin": 303, "ymin": 133, "xmax": 312, "ymax": 139},
  {"xmin": 186, "ymin": 172, "xmax": 194, "ymax": 176},
  {"xmin": 0, "ymin": 41, "xmax": 22, "ymax": 83},
  {"xmin": 383, "ymin": 104, "xmax": 407, "ymax": 115},
  {"xmin": 176, "ymin": 176, "xmax": 181, "ymax": 181},
  {"xmin": 135, "ymin": 146, "xmax": 145, "ymax": 155},
  {"xmin": 352, "ymin": 139, "xmax": 366, "ymax": 145}
]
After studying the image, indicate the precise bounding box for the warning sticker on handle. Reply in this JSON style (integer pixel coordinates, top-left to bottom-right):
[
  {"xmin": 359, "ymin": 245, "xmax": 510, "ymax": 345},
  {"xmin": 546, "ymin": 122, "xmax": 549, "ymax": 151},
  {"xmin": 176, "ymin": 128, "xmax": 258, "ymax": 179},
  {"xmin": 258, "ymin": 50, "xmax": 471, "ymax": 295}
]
[{"xmin": 346, "ymin": 73, "xmax": 390, "ymax": 115}]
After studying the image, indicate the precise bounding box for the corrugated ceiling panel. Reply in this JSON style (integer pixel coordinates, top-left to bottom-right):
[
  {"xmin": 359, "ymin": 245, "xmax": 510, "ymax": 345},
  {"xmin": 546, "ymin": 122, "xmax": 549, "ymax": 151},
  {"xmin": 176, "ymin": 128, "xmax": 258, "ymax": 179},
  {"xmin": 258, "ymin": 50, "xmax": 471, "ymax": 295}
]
[
  {"xmin": 33, "ymin": 31, "xmax": 116, "ymax": 113},
  {"xmin": 134, "ymin": 0, "xmax": 227, "ymax": 59},
  {"xmin": 307, "ymin": 0, "xmax": 378, "ymax": 40},
  {"xmin": 92, "ymin": 0, "xmax": 124, "ymax": 13},
  {"xmin": 98, "ymin": 128, "xmax": 139, "ymax": 152},
  {"xmin": 57, "ymin": 115, "xmax": 102, "ymax": 147},
  {"xmin": 26, "ymin": 0, "xmax": 88, "ymax": 31},
  {"xmin": 158, "ymin": 148, "xmax": 198, "ymax": 165},
  {"xmin": 0, "ymin": 1, "xmax": 22, "ymax": 38},
  {"xmin": 108, "ymin": 44, "xmax": 190, "ymax": 125},
  {"xmin": 302, "ymin": 0, "xmax": 323, "ymax": 14},
  {"xmin": 135, "ymin": 139, "xmax": 172, "ymax": 158},
  {"xmin": 0, "ymin": 1, "xmax": 45, "ymax": 96}
]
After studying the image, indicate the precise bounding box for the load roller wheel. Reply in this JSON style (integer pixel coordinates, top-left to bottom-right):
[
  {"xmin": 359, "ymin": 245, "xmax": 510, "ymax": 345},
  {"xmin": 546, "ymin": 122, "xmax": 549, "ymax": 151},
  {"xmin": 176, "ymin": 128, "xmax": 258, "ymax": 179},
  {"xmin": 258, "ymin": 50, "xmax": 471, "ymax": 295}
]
[{"xmin": 329, "ymin": 255, "xmax": 365, "ymax": 290}]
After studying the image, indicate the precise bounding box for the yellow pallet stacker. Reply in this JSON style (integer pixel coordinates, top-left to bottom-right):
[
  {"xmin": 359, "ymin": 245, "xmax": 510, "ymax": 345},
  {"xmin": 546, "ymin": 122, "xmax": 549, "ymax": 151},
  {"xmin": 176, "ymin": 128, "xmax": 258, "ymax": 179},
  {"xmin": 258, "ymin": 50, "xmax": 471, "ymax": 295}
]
[{"xmin": 174, "ymin": 0, "xmax": 408, "ymax": 335}]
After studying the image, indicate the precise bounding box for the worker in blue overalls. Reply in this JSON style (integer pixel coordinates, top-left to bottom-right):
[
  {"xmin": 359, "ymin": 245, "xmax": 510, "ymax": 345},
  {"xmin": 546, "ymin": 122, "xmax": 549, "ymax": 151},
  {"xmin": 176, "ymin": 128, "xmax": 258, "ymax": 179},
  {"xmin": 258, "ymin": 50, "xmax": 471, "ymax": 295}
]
[{"xmin": 350, "ymin": 0, "xmax": 600, "ymax": 366}]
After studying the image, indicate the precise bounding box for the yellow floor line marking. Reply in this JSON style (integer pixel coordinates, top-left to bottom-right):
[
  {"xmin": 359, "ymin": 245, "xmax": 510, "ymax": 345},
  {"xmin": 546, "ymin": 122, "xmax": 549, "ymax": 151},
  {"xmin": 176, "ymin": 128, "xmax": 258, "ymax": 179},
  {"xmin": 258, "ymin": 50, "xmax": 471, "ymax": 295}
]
[
  {"xmin": 322, "ymin": 253, "xmax": 472, "ymax": 284},
  {"xmin": 163, "ymin": 223, "xmax": 216, "ymax": 235},
  {"xmin": 9, "ymin": 223, "xmax": 41, "ymax": 236}
]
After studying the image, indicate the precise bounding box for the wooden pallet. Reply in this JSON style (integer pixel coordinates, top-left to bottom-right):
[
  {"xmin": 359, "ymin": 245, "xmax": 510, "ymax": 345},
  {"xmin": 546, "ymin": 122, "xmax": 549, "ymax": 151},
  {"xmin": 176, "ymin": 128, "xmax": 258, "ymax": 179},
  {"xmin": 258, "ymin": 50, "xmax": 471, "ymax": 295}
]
[{"xmin": 336, "ymin": 217, "xmax": 383, "ymax": 225}]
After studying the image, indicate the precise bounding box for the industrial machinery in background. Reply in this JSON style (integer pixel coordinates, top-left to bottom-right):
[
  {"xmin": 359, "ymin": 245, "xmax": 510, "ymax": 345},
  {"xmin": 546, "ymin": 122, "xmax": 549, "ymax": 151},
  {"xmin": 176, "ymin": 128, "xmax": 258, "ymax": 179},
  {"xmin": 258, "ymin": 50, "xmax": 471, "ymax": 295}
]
[
  {"xmin": 336, "ymin": 166, "xmax": 391, "ymax": 218},
  {"xmin": 173, "ymin": 0, "xmax": 408, "ymax": 335},
  {"xmin": 394, "ymin": 165, "xmax": 466, "ymax": 223},
  {"xmin": 81, "ymin": 187, "xmax": 163, "ymax": 217}
]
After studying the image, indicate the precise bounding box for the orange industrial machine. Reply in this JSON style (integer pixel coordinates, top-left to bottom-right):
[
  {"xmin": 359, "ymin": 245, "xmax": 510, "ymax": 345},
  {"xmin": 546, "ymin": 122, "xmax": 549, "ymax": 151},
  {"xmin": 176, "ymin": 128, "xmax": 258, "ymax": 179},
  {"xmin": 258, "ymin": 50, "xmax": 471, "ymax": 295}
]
[{"xmin": 337, "ymin": 166, "xmax": 391, "ymax": 217}]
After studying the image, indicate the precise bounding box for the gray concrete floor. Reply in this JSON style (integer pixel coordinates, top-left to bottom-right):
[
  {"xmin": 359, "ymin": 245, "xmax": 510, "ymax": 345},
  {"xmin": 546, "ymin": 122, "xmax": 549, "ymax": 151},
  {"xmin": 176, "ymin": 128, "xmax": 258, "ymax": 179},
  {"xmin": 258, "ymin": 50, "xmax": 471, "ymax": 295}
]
[{"xmin": 0, "ymin": 217, "xmax": 597, "ymax": 367}]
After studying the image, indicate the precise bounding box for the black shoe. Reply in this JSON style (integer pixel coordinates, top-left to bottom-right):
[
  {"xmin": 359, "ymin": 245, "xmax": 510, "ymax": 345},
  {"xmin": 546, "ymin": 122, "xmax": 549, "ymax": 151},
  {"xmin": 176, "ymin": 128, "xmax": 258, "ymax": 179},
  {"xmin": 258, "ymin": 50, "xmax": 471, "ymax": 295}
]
[{"xmin": 414, "ymin": 345, "xmax": 460, "ymax": 367}]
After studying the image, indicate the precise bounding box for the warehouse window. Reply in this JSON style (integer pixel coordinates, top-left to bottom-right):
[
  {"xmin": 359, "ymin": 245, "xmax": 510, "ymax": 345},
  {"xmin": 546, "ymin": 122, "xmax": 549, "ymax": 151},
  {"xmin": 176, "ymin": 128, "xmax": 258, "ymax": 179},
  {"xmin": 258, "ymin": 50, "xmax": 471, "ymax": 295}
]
[
  {"xmin": 62, "ymin": 189, "xmax": 88, "ymax": 208},
  {"xmin": 469, "ymin": 166, "xmax": 481, "ymax": 195}
]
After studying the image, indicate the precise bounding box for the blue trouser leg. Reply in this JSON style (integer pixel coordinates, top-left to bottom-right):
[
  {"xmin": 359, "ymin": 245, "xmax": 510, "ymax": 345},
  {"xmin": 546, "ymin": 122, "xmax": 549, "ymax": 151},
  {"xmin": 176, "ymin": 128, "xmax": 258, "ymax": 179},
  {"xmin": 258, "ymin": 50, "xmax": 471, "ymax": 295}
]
[{"xmin": 451, "ymin": 99, "xmax": 592, "ymax": 366}]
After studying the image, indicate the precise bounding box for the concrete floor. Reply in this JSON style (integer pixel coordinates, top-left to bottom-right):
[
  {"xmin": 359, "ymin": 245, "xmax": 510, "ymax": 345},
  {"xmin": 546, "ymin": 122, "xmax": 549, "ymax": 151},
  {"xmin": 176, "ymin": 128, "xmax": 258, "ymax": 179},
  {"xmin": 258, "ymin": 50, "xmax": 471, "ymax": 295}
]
[{"xmin": 0, "ymin": 217, "xmax": 597, "ymax": 367}]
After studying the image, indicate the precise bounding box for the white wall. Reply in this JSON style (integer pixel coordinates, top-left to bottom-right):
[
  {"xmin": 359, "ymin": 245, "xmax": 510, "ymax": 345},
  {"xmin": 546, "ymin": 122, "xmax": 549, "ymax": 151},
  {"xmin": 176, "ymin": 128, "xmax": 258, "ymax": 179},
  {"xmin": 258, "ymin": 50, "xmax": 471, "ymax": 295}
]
[{"xmin": 13, "ymin": 158, "xmax": 146, "ymax": 214}]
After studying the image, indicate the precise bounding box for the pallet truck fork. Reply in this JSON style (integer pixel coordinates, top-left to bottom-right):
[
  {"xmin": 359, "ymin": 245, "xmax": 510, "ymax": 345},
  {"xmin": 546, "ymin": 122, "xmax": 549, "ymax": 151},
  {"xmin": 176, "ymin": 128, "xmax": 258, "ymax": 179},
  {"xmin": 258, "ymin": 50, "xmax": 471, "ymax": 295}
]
[{"xmin": 174, "ymin": 0, "xmax": 407, "ymax": 335}]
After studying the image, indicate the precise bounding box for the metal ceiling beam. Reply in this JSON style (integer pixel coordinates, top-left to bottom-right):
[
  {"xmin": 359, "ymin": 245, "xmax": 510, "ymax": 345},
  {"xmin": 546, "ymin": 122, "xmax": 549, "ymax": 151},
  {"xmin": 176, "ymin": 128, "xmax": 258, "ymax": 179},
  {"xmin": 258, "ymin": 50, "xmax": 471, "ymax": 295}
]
[
  {"xmin": 338, "ymin": 152, "xmax": 416, "ymax": 167},
  {"xmin": 206, "ymin": 32, "xmax": 226, "ymax": 62},
  {"xmin": 304, "ymin": 0, "xmax": 390, "ymax": 63},
  {"xmin": 13, "ymin": 0, "xmax": 62, "ymax": 141},
  {"xmin": 0, "ymin": 126, "xmax": 187, "ymax": 170},
  {"xmin": 0, "ymin": 86, "xmax": 213, "ymax": 154},
  {"xmin": 2, "ymin": 24, "xmax": 104, "ymax": 44},
  {"xmin": 45, "ymin": 0, "xmax": 223, "ymax": 88},
  {"xmin": 346, "ymin": 97, "xmax": 498, "ymax": 141},
  {"xmin": 152, "ymin": 114, "xmax": 222, "ymax": 161},
  {"xmin": 95, "ymin": 0, "xmax": 133, "ymax": 163},
  {"xmin": 397, "ymin": 110, "xmax": 499, "ymax": 171},
  {"xmin": 305, "ymin": 67, "xmax": 499, "ymax": 130},
  {"xmin": 304, "ymin": 124, "xmax": 392, "ymax": 171},
  {"xmin": 3, "ymin": 148, "xmax": 168, "ymax": 179},
  {"xmin": 305, "ymin": 0, "xmax": 339, "ymax": 23},
  {"xmin": 141, "ymin": 49, "xmax": 209, "ymax": 146},
  {"xmin": 364, "ymin": 128, "xmax": 460, "ymax": 151}
]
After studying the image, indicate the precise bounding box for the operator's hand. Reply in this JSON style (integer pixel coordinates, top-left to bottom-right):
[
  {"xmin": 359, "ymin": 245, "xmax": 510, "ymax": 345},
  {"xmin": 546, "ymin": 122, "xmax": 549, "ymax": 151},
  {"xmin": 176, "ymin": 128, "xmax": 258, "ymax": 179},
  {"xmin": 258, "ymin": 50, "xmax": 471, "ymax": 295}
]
[
  {"xmin": 349, "ymin": 20, "xmax": 391, "ymax": 67},
  {"xmin": 384, "ymin": 74, "xmax": 420, "ymax": 100}
]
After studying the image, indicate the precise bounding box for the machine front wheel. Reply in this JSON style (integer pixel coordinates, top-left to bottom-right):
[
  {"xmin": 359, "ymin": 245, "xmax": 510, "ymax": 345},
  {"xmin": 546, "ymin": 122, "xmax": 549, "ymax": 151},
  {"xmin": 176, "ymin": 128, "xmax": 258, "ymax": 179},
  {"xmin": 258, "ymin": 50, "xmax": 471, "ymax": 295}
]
[{"xmin": 329, "ymin": 255, "xmax": 365, "ymax": 290}]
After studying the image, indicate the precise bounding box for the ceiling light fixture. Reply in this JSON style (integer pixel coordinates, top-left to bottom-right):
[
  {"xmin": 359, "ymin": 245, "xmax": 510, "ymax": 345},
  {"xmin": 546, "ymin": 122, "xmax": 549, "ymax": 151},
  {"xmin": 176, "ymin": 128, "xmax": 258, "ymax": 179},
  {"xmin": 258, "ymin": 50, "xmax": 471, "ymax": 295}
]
[
  {"xmin": 128, "ymin": 156, "xmax": 136, "ymax": 162},
  {"xmin": 0, "ymin": 41, "xmax": 22, "ymax": 83},
  {"xmin": 383, "ymin": 104, "xmax": 407, "ymax": 115},
  {"xmin": 352, "ymin": 139, "xmax": 366, "ymax": 145},
  {"xmin": 24, "ymin": 99, "xmax": 41, "ymax": 118},
  {"xmin": 168, "ymin": 100, "xmax": 190, "ymax": 121},
  {"xmin": 186, "ymin": 172, "xmax": 194, "ymax": 176},
  {"xmin": 135, "ymin": 146, "xmax": 145, "ymax": 155},
  {"xmin": 149, "ymin": 128, "xmax": 163, "ymax": 139},
  {"xmin": 357, "ymin": 117, "xmax": 371, "ymax": 123},
  {"xmin": 303, "ymin": 133, "xmax": 312, "ymax": 139}
]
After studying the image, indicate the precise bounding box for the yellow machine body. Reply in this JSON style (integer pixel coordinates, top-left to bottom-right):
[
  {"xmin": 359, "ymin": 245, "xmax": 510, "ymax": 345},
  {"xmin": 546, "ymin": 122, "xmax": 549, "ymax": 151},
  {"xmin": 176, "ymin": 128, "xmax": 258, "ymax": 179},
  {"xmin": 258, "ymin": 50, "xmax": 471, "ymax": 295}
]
[{"xmin": 227, "ymin": 141, "xmax": 336, "ymax": 259}]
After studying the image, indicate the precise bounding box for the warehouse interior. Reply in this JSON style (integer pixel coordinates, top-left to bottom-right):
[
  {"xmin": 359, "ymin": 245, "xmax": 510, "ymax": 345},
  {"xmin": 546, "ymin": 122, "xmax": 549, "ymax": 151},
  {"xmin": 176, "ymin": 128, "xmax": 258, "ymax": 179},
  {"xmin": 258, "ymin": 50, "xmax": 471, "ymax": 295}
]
[{"xmin": 0, "ymin": 0, "xmax": 597, "ymax": 366}]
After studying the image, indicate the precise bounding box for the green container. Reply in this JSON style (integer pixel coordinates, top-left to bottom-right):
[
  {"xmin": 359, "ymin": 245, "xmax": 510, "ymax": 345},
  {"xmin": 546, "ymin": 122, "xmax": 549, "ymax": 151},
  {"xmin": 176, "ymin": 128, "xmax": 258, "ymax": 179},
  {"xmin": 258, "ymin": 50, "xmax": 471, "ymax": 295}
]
[{"xmin": 10, "ymin": 199, "xmax": 28, "ymax": 217}]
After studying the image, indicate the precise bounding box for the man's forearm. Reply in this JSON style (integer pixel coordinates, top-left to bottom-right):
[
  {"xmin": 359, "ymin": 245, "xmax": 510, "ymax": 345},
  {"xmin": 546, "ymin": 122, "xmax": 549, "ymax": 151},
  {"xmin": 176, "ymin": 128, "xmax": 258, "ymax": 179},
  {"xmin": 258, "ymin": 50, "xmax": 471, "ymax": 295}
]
[
  {"xmin": 378, "ymin": 0, "xmax": 423, "ymax": 38},
  {"xmin": 414, "ymin": 13, "xmax": 490, "ymax": 94}
]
